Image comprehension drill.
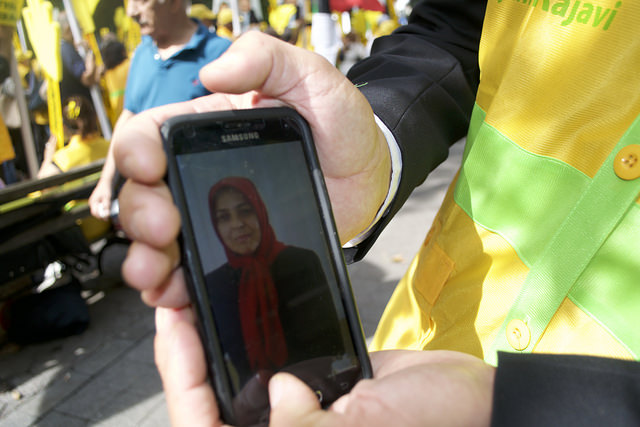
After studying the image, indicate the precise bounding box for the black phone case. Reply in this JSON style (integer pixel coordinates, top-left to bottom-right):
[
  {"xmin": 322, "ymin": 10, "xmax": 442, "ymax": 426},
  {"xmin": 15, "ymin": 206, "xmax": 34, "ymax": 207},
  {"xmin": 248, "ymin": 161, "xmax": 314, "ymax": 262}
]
[{"xmin": 161, "ymin": 107, "xmax": 372, "ymax": 425}]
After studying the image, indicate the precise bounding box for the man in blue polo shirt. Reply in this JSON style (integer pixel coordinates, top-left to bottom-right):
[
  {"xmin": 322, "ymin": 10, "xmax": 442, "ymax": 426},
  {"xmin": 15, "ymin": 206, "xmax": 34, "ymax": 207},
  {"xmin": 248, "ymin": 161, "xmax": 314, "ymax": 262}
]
[{"xmin": 89, "ymin": 0, "xmax": 231, "ymax": 219}]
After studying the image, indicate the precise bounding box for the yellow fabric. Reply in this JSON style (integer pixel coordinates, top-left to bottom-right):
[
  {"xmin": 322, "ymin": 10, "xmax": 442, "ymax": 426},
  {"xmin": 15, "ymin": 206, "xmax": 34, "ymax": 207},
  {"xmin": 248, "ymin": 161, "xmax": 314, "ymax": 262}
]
[
  {"xmin": 373, "ymin": 175, "xmax": 636, "ymax": 362},
  {"xmin": 189, "ymin": 3, "xmax": 216, "ymax": 21},
  {"xmin": 103, "ymin": 57, "xmax": 130, "ymax": 126},
  {"xmin": 373, "ymin": 178, "xmax": 530, "ymax": 357},
  {"xmin": 216, "ymin": 26, "xmax": 234, "ymax": 41},
  {"xmin": 52, "ymin": 134, "xmax": 110, "ymax": 172},
  {"xmin": 477, "ymin": 0, "xmax": 640, "ymax": 178},
  {"xmin": 0, "ymin": 114, "xmax": 15, "ymax": 163},
  {"xmin": 53, "ymin": 133, "xmax": 111, "ymax": 242},
  {"xmin": 78, "ymin": 213, "xmax": 111, "ymax": 242},
  {"xmin": 371, "ymin": 0, "xmax": 640, "ymax": 363},
  {"xmin": 534, "ymin": 298, "xmax": 632, "ymax": 359},
  {"xmin": 217, "ymin": 7, "xmax": 233, "ymax": 26}
]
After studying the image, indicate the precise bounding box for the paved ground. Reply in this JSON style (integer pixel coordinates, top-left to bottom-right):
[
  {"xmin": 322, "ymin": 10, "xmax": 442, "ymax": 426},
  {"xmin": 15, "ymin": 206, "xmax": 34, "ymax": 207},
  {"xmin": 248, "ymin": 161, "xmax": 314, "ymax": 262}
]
[{"xmin": 0, "ymin": 142, "xmax": 463, "ymax": 426}]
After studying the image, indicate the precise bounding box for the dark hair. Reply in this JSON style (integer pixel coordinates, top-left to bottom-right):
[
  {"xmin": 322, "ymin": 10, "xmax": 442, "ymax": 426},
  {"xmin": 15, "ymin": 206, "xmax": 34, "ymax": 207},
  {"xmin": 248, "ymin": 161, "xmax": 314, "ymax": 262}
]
[
  {"xmin": 62, "ymin": 96, "xmax": 99, "ymax": 139},
  {"xmin": 100, "ymin": 39, "xmax": 127, "ymax": 70}
]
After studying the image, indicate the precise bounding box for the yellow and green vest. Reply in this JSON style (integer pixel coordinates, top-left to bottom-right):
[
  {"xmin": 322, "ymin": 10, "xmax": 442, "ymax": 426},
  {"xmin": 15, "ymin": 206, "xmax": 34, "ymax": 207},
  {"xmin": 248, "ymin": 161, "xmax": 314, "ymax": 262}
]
[{"xmin": 371, "ymin": 0, "xmax": 640, "ymax": 365}]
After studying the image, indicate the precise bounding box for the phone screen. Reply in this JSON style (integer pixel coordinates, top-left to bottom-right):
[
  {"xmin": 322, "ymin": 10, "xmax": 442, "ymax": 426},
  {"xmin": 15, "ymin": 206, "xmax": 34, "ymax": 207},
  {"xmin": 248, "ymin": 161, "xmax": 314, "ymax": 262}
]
[{"xmin": 164, "ymin": 110, "xmax": 368, "ymax": 426}]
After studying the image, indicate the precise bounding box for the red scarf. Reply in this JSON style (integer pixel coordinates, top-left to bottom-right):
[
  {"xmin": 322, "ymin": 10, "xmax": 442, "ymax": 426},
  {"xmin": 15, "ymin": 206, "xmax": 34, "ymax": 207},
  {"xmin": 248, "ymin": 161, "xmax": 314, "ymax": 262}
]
[{"xmin": 209, "ymin": 177, "xmax": 288, "ymax": 370}]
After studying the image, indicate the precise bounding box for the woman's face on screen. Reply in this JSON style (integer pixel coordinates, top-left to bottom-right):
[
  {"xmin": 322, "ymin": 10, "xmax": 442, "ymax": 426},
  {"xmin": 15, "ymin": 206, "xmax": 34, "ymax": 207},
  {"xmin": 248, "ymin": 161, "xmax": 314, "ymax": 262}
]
[{"xmin": 213, "ymin": 188, "xmax": 262, "ymax": 255}]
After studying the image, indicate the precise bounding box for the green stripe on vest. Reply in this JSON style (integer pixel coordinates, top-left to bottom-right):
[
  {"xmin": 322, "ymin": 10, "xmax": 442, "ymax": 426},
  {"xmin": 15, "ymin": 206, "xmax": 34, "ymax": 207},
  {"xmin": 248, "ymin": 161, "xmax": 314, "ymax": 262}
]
[
  {"xmin": 570, "ymin": 202, "xmax": 640, "ymax": 358},
  {"xmin": 457, "ymin": 105, "xmax": 590, "ymax": 268},
  {"xmin": 456, "ymin": 104, "xmax": 640, "ymax": 364}
]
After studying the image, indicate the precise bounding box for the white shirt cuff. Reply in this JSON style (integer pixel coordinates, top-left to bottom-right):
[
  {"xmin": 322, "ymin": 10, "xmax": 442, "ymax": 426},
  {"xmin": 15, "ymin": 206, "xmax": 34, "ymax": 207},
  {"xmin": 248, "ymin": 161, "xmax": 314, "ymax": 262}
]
[{"xmin": 343, "ymin": 114, "xmax": 402, "ymax": 248}]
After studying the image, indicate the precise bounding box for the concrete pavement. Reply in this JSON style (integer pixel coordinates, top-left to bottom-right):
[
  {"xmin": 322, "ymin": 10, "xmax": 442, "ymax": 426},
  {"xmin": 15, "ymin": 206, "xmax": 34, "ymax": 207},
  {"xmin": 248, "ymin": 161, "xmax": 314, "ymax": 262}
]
[{"xmin": 0, "ymin": 141, "xmax": 463, "ymax": 426}]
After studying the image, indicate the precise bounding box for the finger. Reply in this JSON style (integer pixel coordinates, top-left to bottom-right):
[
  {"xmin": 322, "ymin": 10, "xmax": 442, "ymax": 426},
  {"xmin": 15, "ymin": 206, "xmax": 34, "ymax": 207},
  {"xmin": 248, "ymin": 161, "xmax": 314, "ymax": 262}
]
[
  {"xmin": 370, "ymin": 350, "xmax": 486, "ymax": 379},
  {"xmin": 113, "ymin": 93, "xmax": 253, "ymax": 185},
  {"xmin": 96, "ymin": 200, "xmax": 110, "ymax": 221},
  {"xmin": 155, "ymin": 305, "xmax": 196, "ymax": 373},
  {"xmin": 121, "ymin": 240, "xmax": 179, "ymax": 291},
  {"xmin": 141, "ymin": 266, "xmax": 191, "ymax": 309},
  {"xmin": 89, "ymin": 196, "xmax": 105, "ymax": 219},
  {"xmin": 155, "ymin": 306, "xmax": 222, "ymax": 427},
  {"xmin": 112, "ymin": 101, "xmax": 196, "ymax": 184},
  {"xmin": 118, "ymin": 179, "xmax": 180, "ymax": 247},
  {"xmin": 268, "ymin": 373, "xmax": 339, "ymax": 427}
]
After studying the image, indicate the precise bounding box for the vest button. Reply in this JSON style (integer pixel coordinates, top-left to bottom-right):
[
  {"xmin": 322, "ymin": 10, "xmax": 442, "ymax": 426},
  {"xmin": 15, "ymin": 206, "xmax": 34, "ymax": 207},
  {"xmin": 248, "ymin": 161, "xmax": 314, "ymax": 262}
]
[
  {"xmin": 614, "ymin": 145, "xmax": 640, "ymax": 180},
  {"xmin": 506, "ymin": 319, "xmax": 531, "ymax": 351}
]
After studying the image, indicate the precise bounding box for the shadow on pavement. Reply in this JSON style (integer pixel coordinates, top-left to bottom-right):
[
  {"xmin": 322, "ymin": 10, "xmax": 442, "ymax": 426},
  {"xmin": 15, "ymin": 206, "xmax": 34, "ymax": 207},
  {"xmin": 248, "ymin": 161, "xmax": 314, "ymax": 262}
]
[{"xmin": 0, "ymin": 284, "xmax": 169, "ymax": 426}]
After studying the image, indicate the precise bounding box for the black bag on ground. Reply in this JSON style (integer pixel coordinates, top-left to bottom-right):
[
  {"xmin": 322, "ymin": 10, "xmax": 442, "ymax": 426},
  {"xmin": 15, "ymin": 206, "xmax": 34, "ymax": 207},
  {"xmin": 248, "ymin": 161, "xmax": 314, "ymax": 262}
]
[{"xmin": 5, "ymin": 280, "xmax": 90, "ymax": 344}]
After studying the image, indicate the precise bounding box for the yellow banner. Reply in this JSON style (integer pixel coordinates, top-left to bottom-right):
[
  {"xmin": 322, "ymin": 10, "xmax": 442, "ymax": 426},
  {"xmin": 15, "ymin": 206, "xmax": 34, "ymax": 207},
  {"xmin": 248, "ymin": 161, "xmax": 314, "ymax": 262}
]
[
  {"xmin": 45, "ymin": 73, "xmax": 64, "ymax": 149},
  {"xmin": 71, "ymin": 0, "xmax": 99, "ymax": 34},
  {"xmin": 22, "ymin": 0, "xmax": 61, "ymax": 82},
  {"xmin": 0, "ymin": 0, "xmax": 24, "ymax": 27},
  {"xmin": 23, "ymin": 0, "xmax": 63, "ymax": 146}
]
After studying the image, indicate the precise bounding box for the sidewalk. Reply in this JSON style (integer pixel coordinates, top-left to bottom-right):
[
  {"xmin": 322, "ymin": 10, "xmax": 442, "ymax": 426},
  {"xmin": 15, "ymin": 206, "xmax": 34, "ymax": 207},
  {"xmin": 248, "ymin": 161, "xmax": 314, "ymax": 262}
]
[{"xmin": 0, "ymin": 142, "xmax": 463, "ymax": 426}]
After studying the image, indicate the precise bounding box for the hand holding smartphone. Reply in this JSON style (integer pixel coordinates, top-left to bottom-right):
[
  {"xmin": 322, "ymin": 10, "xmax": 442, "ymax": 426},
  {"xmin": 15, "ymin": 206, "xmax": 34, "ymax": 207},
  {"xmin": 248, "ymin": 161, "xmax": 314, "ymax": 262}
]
[{"xmin": 161, "ymin": 107, "xmax": 371, "ymax": 426}]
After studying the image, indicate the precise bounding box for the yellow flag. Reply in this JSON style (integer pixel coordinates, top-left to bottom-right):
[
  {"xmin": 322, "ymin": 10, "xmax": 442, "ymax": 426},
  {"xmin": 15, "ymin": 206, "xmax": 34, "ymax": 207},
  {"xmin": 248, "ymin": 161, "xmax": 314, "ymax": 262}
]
[
  {"xmin": 22, "ymin": 0, "xmax": 64, "ymax": 147},
  {"xmin": 71, "ymin": 0, "xmax": 100, "ymax": 34},
  {"xmin": 22, "ymin": 0, "xmax": 61, "ymax": 82},
  {"xmin": 0, "ymin": 0, "xmax": 24, "ymax": 27},
  {"xmin": 46, "ymin": 74, "xmax": 64, "ymax": 148}
]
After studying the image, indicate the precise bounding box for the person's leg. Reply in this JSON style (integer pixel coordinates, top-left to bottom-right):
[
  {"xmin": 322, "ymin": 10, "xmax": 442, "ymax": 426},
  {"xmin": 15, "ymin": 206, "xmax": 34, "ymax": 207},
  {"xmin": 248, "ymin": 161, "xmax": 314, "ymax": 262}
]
[{"xmin": 1, "ymin": 159, "xmax": 17, "ymax": 184}]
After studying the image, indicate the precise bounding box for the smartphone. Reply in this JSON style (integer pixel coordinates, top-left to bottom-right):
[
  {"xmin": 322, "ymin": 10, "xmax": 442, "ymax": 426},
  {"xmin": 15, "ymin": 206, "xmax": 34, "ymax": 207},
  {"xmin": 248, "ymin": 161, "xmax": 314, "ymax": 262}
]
[{"xmin": 161, "ymin": 107, "xmax": 372, "ymax": 426}]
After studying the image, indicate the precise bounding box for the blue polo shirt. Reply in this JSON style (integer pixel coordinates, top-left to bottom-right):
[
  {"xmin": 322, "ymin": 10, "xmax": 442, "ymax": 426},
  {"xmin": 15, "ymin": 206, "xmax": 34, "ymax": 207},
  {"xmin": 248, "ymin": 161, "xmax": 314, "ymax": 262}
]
[{"xmin": 124, "ymin": 21, "xmax": 231, "ymax": 114}]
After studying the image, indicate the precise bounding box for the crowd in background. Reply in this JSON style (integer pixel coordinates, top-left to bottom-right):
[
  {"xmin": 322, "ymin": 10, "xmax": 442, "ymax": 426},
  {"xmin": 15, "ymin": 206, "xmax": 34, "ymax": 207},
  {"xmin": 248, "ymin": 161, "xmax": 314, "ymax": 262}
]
[
  {"xmin": 0, "ymin": 0, "xmax": 405, "ymax": 357},
  {"xmin": 0, "ymin": 0, "xmax": 405, "ymax": 189}
]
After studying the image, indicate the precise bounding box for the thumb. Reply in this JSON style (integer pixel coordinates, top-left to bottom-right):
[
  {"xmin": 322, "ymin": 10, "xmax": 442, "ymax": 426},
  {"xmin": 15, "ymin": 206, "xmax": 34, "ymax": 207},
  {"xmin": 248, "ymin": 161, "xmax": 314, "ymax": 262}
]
[
  {"xmin": 268, "ymin": 372, "xmax": 329, "ymax": 426},
  {"xmin": 199, "ymin": 31, "xmax": 337, "ymax": 101}
]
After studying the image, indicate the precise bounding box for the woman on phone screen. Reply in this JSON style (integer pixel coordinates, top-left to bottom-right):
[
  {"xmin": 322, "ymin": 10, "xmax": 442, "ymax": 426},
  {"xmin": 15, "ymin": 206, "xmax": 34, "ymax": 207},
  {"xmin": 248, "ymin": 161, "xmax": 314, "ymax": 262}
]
[{"xmin": 205, "ymin": 177, "xmax": 350, "ymax": 395}]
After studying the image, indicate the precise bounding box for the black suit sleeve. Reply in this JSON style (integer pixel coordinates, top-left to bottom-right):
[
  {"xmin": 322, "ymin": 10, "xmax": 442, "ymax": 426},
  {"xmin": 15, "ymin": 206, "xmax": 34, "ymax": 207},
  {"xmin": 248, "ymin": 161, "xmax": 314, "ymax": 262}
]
[
  {"xmin": 492, "ymin": 352, "xmax": 640, "ymax": 427},
  {"xmin": 343, "ymin": 0, "xmax": 486, "ymax": 262}
]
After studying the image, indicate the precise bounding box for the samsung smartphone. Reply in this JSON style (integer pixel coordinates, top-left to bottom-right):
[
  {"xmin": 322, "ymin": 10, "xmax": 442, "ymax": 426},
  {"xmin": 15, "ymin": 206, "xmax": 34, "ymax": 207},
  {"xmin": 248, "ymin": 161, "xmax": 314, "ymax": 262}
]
[{"xmin": 161, "ymin": 107, "xmax": 372, "ymax": 426}]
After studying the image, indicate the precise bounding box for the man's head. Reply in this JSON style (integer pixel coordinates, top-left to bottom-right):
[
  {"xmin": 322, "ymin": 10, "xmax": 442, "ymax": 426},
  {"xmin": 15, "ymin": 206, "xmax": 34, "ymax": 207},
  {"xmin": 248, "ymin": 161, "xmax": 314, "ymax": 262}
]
[
  {"xmin": 238, "ymin": 0, "xmax": 252, "ymax": 13},
  {"xmin": 57, "ymin": 11, "xmax": 73, "ymax": 42},
  {"xmin": 127, "ymin": 0, "xmax": 187, "ymax": 41}
]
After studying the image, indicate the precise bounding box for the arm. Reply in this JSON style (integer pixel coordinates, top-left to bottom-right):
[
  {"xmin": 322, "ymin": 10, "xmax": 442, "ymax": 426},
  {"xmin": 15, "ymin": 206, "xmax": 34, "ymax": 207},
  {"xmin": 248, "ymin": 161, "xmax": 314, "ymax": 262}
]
[
  {"xmin": 270, "ymin": 351, "xmax": 640, "ymax": 426},
  {"xmin": 154, "ymin": 303, "xmax": 640, "ymax": 427},
  {"xmin": 345, "ymin": 0, "xmax": 486, "ymax": 261},
  {"xmin": 491, "ymin": 352, "xmax": 640, "ymax": 426},
  {"xmin": 88, "ymin": 109, "xmax": 134, "ymax": 219},
  {"xmin": 37, "ymin": 135, "xmax": 61, "ymax": 179},
  {"xmin": 61, "ymin": 41, "xmax": 94, "ymax": 87},
  {"xmin": 80, "ymin": 48, "xmax": 102, "ymax": 88}
]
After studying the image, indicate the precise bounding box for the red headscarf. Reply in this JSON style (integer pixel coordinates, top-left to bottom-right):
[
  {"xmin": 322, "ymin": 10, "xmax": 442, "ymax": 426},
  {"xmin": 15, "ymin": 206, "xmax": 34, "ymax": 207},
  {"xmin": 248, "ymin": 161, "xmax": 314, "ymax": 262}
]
[{"xmin": 208, "ymin": 177, "xmax": 288, "ymax": 370}]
